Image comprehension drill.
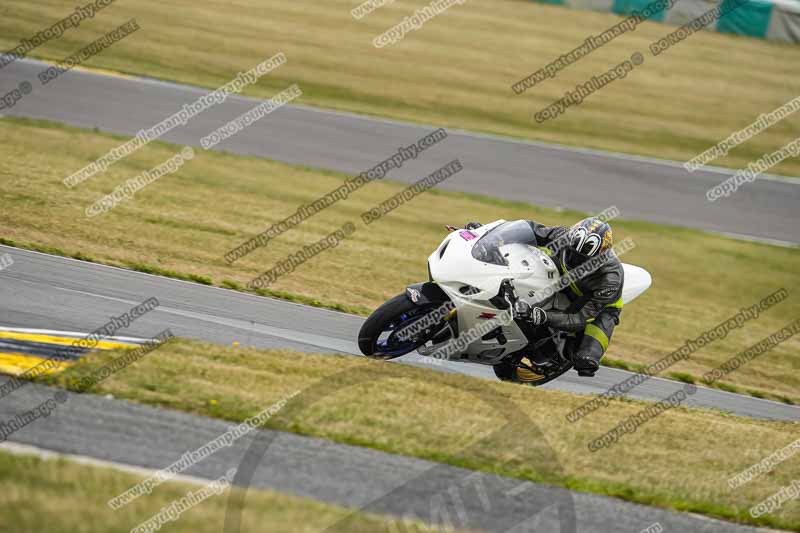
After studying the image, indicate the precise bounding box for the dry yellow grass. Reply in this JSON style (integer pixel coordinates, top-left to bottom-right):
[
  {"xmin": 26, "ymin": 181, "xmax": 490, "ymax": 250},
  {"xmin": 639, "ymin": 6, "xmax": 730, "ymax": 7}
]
[
  {"xmin": 1, "ymin": 117, "xmax": 798, "ymax": 403},
  {"xmin": 40, "ymin": 339, "xmax": 800, "ymax": 531},
  {"xmin": 0, "ymin": 0, "xmax": 799, "ymax": 175},
  {"xmin": 0, "ymin": 449, "xmax": 459, "ymax": 533}
]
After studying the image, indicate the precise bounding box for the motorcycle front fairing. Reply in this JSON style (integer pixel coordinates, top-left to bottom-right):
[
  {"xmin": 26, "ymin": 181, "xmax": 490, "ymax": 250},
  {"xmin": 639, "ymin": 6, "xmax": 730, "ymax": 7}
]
[{"xmin": 426, "ymin": 220, "xmax": 560, "ymax": 363}]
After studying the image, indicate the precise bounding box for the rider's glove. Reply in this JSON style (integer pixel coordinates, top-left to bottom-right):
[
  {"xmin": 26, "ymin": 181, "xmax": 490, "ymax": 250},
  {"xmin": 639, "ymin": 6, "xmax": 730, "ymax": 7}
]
[
  {"xmin": 465, "ymin": 221, "xmax": 482, "ymax": 230},
  {"xmin": 513, "ymin": 300, "xmax": 532, "ymax": 320},
  {"xmin": 530, "ymin": 306, "xmax": 547, "ymax": 325},
  {"xmin": 513, "ymin": 301, "xmax": 547, "ymax": 325}
]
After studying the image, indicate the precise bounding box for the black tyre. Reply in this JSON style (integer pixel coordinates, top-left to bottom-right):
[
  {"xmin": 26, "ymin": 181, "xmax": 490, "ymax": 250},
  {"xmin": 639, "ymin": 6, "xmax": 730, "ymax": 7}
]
[{"xmin": 358, "ymin": 293, "xmax": 442, "ymax": 359}]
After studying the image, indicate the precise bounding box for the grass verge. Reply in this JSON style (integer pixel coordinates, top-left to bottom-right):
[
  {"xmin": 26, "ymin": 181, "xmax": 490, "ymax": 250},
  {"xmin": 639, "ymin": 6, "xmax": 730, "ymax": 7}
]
[
  {"xmin": 35, "ymin": 338, "xmax": 800, "ymax": 531},
  {"xmin": 0, "ymin": 448, "xmax": 456, "ymax": 533}
]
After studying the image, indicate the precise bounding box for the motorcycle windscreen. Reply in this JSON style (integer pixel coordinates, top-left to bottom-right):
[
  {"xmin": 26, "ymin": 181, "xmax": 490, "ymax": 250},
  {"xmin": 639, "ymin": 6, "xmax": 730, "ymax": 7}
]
[
  {"xmin": 621, "ymin": 263, "xmax": 652, "ymax": 304},
  {"xmin": 471, "ymin": 220, "xmax": 537, "ymax": 266}
]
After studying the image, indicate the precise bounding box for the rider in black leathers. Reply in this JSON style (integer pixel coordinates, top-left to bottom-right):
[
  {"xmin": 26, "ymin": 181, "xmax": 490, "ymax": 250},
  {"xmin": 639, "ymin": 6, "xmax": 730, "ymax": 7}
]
[{"xmin": 466, "ymin": 217, "xmax": 623, "ymax": 377}]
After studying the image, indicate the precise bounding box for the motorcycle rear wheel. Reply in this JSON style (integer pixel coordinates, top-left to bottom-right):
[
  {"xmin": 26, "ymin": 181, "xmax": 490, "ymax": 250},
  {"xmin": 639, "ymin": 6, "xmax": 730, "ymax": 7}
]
[{"xmin": 493, "ymin": 355, "xmax": 572, "ymax": 387}]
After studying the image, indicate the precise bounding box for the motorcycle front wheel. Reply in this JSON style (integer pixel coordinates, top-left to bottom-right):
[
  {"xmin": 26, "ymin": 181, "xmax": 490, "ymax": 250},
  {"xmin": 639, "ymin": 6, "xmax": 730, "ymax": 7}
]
[{"xmin": 358, "ymin": 293, "xmax": 444, "ymax": 360}]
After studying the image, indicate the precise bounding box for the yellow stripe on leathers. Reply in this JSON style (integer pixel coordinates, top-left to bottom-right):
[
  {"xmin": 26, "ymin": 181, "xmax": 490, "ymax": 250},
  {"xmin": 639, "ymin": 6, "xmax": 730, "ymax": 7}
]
[{"xmin": 584, "ymin": 324, "xmax": 609, "ymax": 351}]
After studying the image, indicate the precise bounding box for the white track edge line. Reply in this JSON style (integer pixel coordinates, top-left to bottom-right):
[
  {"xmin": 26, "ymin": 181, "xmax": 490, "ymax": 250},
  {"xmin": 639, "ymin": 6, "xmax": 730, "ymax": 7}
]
[{"xmin": 0, "ymin": 441, "xmax": 214, "ymax": 487}]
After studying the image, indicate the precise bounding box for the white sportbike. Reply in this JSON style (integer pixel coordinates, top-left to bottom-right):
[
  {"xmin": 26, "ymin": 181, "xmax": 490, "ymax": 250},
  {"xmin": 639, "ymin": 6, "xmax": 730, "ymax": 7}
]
[{"xmin": 358, "ymin": 220, "xmax": 652, "ymax": 385}]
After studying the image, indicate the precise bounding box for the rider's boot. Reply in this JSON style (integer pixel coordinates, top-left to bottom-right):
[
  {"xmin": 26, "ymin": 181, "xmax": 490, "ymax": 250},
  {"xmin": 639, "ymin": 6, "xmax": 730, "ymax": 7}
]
[
  {"xmin": 531, "ymin": 350, "xmax": 556, "ymax": 370},
  {"xmin": 573, "ymin": 354, "xmax": 600, "ymax": 377}
]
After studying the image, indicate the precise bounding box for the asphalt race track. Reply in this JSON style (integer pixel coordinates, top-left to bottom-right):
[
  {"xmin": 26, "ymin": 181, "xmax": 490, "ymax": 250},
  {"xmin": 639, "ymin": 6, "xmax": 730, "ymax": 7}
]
[
  {"xmin": 1, "ymin": 59, "xmax": 799, "ymax": 245},
  {"xmin": 0, "ymin": 378, "xmax": 768, "ymax": 533},
  {"xmin": 2, "ymin": 246, "xmax": 798, "ymax": 422}
]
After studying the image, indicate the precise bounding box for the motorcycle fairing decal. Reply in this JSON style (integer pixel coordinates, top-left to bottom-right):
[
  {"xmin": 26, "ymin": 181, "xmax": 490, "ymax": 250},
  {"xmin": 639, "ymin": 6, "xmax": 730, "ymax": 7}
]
[{"xmin": 459, "ymin": 230, "xmax": 477, "ymax": 241}]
